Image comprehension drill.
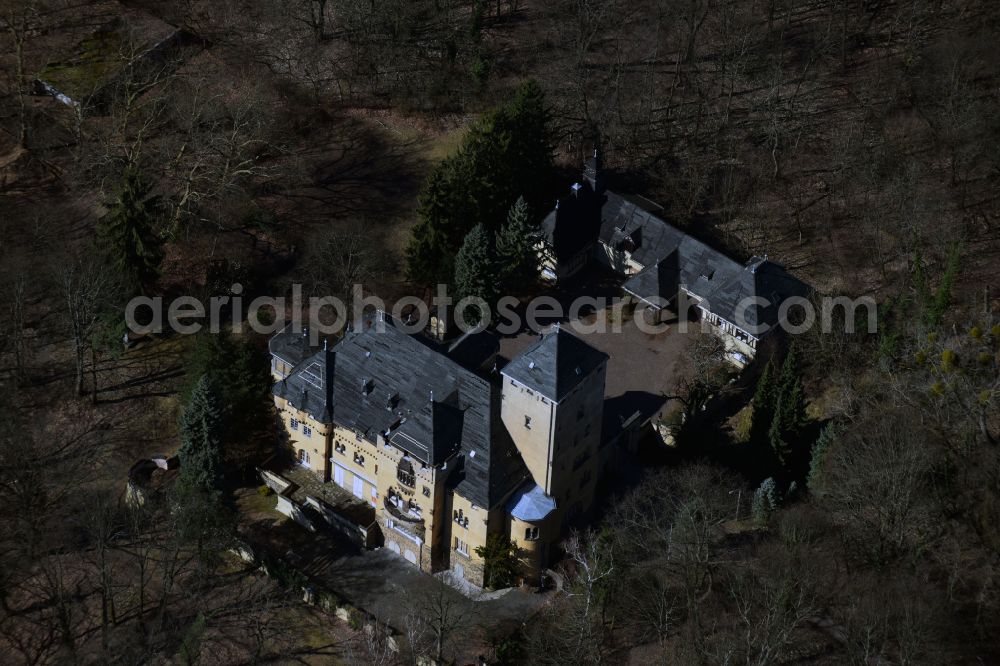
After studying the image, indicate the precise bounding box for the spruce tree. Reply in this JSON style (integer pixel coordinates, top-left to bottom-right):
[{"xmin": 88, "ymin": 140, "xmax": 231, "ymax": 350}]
[
  {"xmin": 778, "ymin": 344, "xmax": 801, "ymax": 396},
  {"xmin": 778, "ymin": 381, "xmax": 807, "ymax": 438},
  {"xmin": 807, "ymin": 423, "xmax": 838, "ymax": 491},
  {"xmin": 179, "ymin": 374, "xmax": 224, "ymax": 494},
  {"xmin": 750, "ymin": 359, "xmax": 776, "ymax": 443},
  {"xmin": 769, "ymin": 394, "xmax": 790, "ymax": 465},
  {"xmin": 752, "ymin": 477, "xmax": 778, "ymax": 526},
  {"xmin": 184, "ymin": 332, "xmax": 274, "ymax": 475},
  {"xmin": 454, "ymin": 223, "xmax": 498, "ymax": 325},
  {"xmin": 407, "ymin": 80, "xmax": 553, "ymax": 285},
  {"xmin": 98, "ymin": 167, "xmax": 165, "ymax": 295},
  {"xmin": 475, "ymin": 533, "xmax": 519, "ymax": 589},
  {"xmin": 777, "ymin": 346, "xmax": 807, "ymax": 437},
  {"xmin": 496, "ymin": 196, "xmax": 539, "ymax": 294}
]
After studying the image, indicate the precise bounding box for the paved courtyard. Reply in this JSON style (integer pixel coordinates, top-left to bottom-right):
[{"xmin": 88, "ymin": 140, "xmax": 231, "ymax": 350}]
[{"xmin": 498, "ymin": 304, "xmax": 703, "ymax": 433}]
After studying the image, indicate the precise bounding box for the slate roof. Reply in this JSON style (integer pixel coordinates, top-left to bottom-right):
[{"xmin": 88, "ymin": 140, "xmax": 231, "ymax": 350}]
[
  {"xmin": 706, "ymin": 256, "xmax": 810, "ymax": 333},
  {"xmin": 501, "ymin": 326, "xmax": 609, "ymax": 403},
  {"xmin": 273, "ymin": 318, "xmax": 527, "ymax": 508},
  {"xmin": 444, "ymin": 329, "xmax": 500, "ymax": 373},
  {"xmin": 541, "ymin": 183, "xmax": 605, "ymax": 263},
  {"xmin": 506, "ymin": 483, "xmax": 557, "ymax": 522},
  {"xmin": 622, "ymin": 249, "xmax": 681, "ymax": 308},
  {"xmin": 268, "ymin": 322, "xmax": 322, "ymax": 368},
  {"xmin": 594, "ymin": 192, "xmax": 808, "ymax": 335}
]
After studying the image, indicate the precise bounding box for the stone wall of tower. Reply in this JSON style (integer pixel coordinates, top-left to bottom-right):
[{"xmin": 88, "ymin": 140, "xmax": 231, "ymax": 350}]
[{"xmin": 500, "ymin": 361, "xmax": 607, "ymax": 517}]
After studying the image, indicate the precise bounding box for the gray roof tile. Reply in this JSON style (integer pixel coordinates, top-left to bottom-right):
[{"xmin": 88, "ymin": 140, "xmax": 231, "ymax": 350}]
[
  {"xmin": 501, "ymin": 327, "xmax": 608, "ymax": 403},
  {"xmin": 273, "ymin": 319, "xmax": 527, "ymax": 508}
]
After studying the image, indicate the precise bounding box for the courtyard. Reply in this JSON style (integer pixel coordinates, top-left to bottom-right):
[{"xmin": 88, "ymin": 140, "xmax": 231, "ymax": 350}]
[{"xmin": 497, "ymin": 300, "xmax": 705, "ymax": 440}]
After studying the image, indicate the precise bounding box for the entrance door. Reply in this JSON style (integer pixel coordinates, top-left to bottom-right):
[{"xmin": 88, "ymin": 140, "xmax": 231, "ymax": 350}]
[
  {"xmin": 333, "ymin": 465, "xmax": 344, "ymax": 488},
  {"xmin": 454, "ymin": 563, "xmax": 465, "ymax": 580},
  {"xmin": 352, "ymin": 476, "xmax": 364, "ymax": 499}
]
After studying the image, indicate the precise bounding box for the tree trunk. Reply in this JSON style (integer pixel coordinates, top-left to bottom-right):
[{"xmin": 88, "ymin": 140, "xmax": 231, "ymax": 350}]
[
  {"xmin": 75, "ymin": 344, "xmax": 86, "ymax": 396},
  {"xmin": 91, "ymin": 344, "xmax": 99, "ymax": 402}
]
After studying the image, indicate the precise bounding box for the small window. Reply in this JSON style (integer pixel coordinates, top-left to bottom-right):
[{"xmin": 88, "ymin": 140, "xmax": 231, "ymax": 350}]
[
  {"xmin": 290, "ymin": 418, "xmax": 299, "ymax": 431},
  {"xmin": 525, "ymin": 527, "xmax": 539, "ymax": 541},
  {"xmin": 303, "ymin": 425, "xmax": 312, "ymax": 438},
  {"xmin": 422, "ymin": 486, "xmax": 431, "ymax": 498},
  {"xmin": 455, "ymin": 538, "xmax": 469, "ymax": 556},
  {"xmin": 354, "ymin": 452, "xmax": 365, "ymax": 467},
  {"xmin": 298, "ymin": 449, "xmax": 310, "ymax": 465},
  {"xmin": 524, "ymin": 416, "xmax": 532, "ymax": 429}
]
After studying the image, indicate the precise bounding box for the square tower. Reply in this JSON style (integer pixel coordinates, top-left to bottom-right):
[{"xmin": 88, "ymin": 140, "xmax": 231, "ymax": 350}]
[{"xmin": 500, "ymin": 327, "xmax": 608, "ymax": 518}]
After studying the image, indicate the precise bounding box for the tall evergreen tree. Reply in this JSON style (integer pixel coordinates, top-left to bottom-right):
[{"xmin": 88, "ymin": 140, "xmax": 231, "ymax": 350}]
[
  {"xmin": 750, "ymin": 359, "xmax": 777, "ymax": 443},
  {"xmin": 407, "ymin": 80, "xmax": 553, "ymax": 285},
  {"xmin": 496, "ymin": 196, "xmax": 539, "ymax": 294},
  {"xmin": 97, "ymin": 167, "xmax": 165, "ymax": 295},
  {"xmin": 454, "ymin": 224, "xmax": 498, "ymax": 325},
  {"xmin": 777, "ymin": 345, "xmax": 807, "ymax": 437},
  {"xmin": 179, "ymin": 375, "xmax": 224, "ymax": 493},
  {"xmin": 778, "ymin": 381, "xmax": 807, "ymax": 438},
  {"xmin": 184, "ymin": 332, "xmax": 274, "ymax": 476},
  {"xmin": 174, "ymin": 376, "xmax": 231, "ymax": 566}
]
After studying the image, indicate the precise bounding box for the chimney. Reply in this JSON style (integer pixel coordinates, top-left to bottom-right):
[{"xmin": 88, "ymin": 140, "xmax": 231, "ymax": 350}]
[{"xmin": 583, "ymin": 145, "xmax": 604, "ymax": 193}]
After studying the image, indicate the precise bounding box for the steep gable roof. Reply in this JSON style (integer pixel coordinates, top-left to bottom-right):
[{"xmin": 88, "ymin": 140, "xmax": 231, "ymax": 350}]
[
  {"xmin": 622, "ymin": 249, "xmax": 681, "ymax": 308},
  {"xmin": 541, "ymin": 184, "xmax": 605, "ymax": 263}
]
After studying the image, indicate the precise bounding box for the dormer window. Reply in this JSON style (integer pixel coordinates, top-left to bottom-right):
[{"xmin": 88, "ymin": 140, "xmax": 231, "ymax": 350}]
[
  {"xmin": 524, "ymin": 416, "xmax": 532, "ymax": 429},
  {"xmin": 525, "ymin": 527, "xmax": 539, "ymax": 541},
  {"xmin": 386, "ymin": 392, "xmax": 399, "ymax": 409},
  {"xmin": 362, "ymin": 378, "xmax": 374, "ymax": 395}
]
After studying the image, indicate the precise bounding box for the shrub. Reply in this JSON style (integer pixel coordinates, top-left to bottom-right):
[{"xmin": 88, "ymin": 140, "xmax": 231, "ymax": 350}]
[
  {"xmin": 979, "ymin": 351, "xmax": 993, "ymax": 365},
  {"xmin": 914, "ymin": 350, "xmax": 927, "ymax": 365},
  {"xmin": 941, "ymin": 348, "xmax": 957, "ymax": 371},
  {"xmin": 970, "ymin": 326, "xmax": 983, "ymax": 339},
  {"xmin": 257, "ymin": 484, "xmax": 272, "ymax": 496},
  {"xmin": 930, "ymin": 381, "xmax": 945, "ymax": 396}
]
